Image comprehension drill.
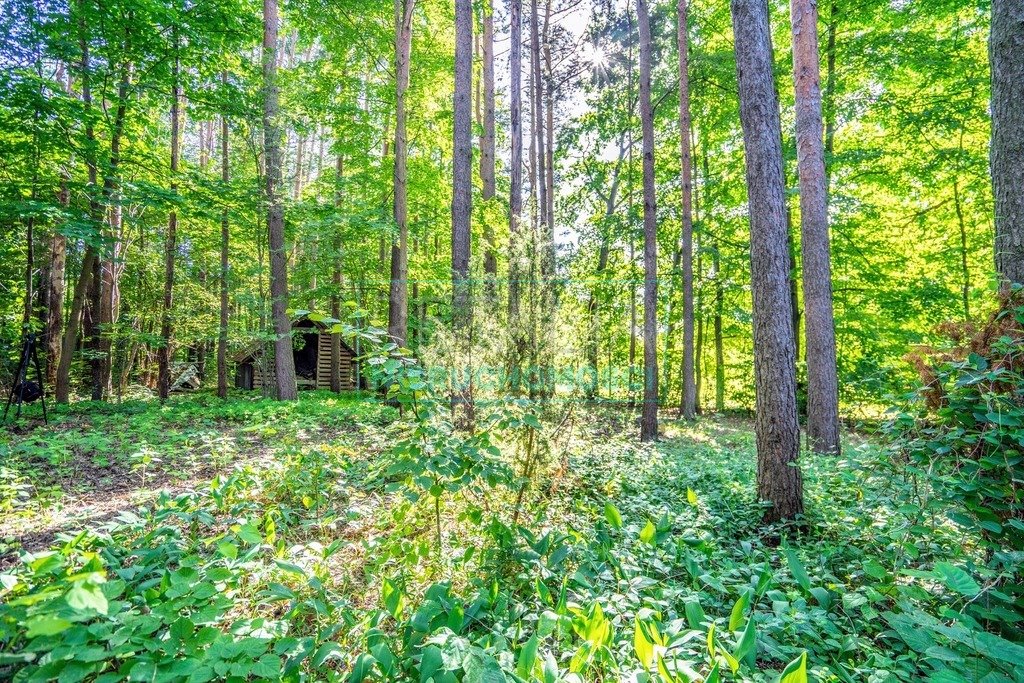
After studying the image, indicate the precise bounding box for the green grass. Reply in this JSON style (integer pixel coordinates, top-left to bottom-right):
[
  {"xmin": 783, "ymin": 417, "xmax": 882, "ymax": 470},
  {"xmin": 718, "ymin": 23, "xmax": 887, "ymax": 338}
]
[{"xmin": 0, "ymin": 396, "xmax": 1020, "ymax": 682}]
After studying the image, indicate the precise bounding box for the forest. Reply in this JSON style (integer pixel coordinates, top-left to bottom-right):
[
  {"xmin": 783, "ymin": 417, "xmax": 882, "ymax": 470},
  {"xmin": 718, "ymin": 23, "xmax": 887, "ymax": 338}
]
[{"xmin": 1, "ymin": 0, "xmax": 1023, "ymax": 679}]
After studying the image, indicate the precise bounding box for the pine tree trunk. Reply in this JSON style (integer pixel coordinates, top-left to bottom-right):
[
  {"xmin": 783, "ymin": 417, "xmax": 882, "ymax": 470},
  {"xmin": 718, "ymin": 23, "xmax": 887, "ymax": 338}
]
[
  {"xmin": 791, "ymin": 0, "xmax": 840, "ymax": 455},
  {"xmin": 530, "ymin": 0, "xmax": 548, "ymax": 247},
  {"xmin": 508, "ymin": 0, "xmax": 523, "ymax": 322},
  {"xmin": 264, "ymin": 0, "xmax": 298, "ymax": 400},
  {"xmin": 157, "ymin": 37, "xmax": 180, "ymax": 402},
  {"xmin": 991, "ymin": 0, "xmax": 1024, "ymax": 288},
  {"xmin": 452, "ymin": 0, "xmax": 474, "ymax": 426},
  {"xmin": 678, "ymin": 0, "xmax": 696, "ymax": 420},
  {"xmin": 388, "ymin": 0, "xmax": 415, "ymax": 346},
  {"xmin": 57, "ymin": 2, "xmax": 100, "ymax": 404},
  {"xmin": 714, "ymin": 241, "xmax": 725, "ymax": 412},
  {"xmin": 331, "ymin": 154, "xmax": 344, "ymax": 393},
  {"xmin": 46, "ymin": 176, "xmax": 68, "ymax": 387},
  {"xmin": 92, "ymin": 45, "xmax": 132, "ymax": 401},
  {"xmin": 542, "ymin": 0, "xmax": 555, "ymax": 266},
  {"xmin": 218, "ymin": 76, "xmax": 230, "ymax": 400},
  {"xmin": 637, "ymin": 0, "xmax": 659, "ymax": 443},
  {"xmin": 731, "ymin": 0, "xmax": 803, "ymax": 522},
  {"xmin": 481, "ymin": 1, "xmax": 498, "ymax": 292}
]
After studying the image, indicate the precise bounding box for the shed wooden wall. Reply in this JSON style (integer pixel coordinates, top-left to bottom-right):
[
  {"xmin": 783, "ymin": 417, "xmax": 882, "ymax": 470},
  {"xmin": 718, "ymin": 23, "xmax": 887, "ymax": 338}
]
[
  {"xmin": 249, "ymin": 332, "xmax": 354, "ymax": 391},
  {"xmin": 315, "ymin": 332, "xmax": 354, "ymax": 390}
]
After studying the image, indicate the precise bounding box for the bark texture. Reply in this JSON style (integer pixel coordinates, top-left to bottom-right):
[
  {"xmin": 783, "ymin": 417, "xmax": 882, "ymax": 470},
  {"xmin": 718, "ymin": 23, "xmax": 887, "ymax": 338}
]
[
  {"xmin": 452, "ymin": 0, "xmax": 474, "ymax": 425},
  {"xmin": 388, "ymin": 0, "xmax": 415, "ymax": 346},
  {"xmin": 481, "ymin": 2, "xmax": 498, "ymax": 285},
  {"xmin": 508, "ymin": 0, "xmax": 523, "ymax": 320},
  {"xmin": 264, "ymin": 0, "xmax": 298, "ymax": 400},
  {"xmin": 731, "ymin": 0, "xmax": 803, "ymax": 522},
  {"xmin": 637, "ymin": 0, "xmax": 659, "ymax": 442},
  {"xmin": 331, "ymin": 155, "xmax": 344, "ymax": 393},
  {"xmin": 217, "ymin": 73, "xmax": 230, "ymax": 400},
  {"xmin": 990, "ymin": 0, "xmax": 1024, "ymax": 287},
  {"xmin": 57, "ymin": 3, "xmax": 100, "ymax": 404},
  {"xmin": 678, "ymin": 0, "xmax": 696, "ymax": 420},
  {"xmin": 791, "ymin": 0, "xmax": 840, "ymax": 455},
  {"xmin": 157, "ymin": 38, "xmax": 180, "ymax": 401}
]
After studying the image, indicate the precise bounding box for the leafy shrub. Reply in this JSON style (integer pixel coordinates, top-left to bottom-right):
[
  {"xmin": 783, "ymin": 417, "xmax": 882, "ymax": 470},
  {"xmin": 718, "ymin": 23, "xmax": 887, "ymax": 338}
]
[{"xmin": 888, "ymin": 290, "xmax": 1024, "ymax": 550}]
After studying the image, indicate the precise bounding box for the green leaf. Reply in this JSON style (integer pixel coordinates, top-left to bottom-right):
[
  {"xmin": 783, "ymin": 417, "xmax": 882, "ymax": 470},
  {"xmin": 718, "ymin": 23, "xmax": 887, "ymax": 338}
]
[
  {"xmin": 634, "ymin": 618, "xmax": 654, "ymax": 670},
  {"xmin": 604, "ymin": 502, "xmax": 623, "ymax": 530},
  {"xmin": 778, "ymin": 652, "xmax": 807, "ymax": 683},
  {"xmin": 382, "ymin": 578, "xmax": 405, "ymax": 618},
  {"xmin": 65, "ymin": 582, "xmax": 108, "ymax": 615},
  {"xmin": 640, "ymin": 520, "xmax": 657, "ymax": 545},
  {"xmin": 517, "ymin": 634, "xmax": 539, "ymax": 679},
  {"xmin": 217, "ymin": 542, "xmax": 238, "ymax": 560},
  {"xmin": 25, "ymin": 616, "xmax": 73, "ymax": 638},
  {"xmin": 934, "ymin": 562, "xmax": 980, "ymax": 597},
  {"xmin": 347, "ymin": 652, "xmax": 376, "ymax": 682},
  {"xmin": 728, "ymin": 589, "xmax": 750, "ymax": 631},
  {"xmin": 684, "ymin": 598, "xmax": 705, "ymax": 630},
  {"xmin": 785, "ymin": 549, "xmax": 811, "ymax": 592},
  {"xmin": 237, "ymin": 523, "xmax": 263, "ymax": 545},
  {"xmin": 732, "ymin": 613, "xmax": 756, "ymax": 663},
  {"xmin": 312, "ymin": 642, "xmax": 343, "ymax": 667},
  {"xmin": 419, "ymin": 645, "xmax": 443, "ymax": 683}
]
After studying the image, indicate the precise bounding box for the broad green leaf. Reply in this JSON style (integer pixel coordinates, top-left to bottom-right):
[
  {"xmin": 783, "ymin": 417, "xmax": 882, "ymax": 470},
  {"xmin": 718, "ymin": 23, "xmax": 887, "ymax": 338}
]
[
  {"xmin": 25, "ymin": 616, "xmax": 73, "ymax": 638},
  {"xmin": 634, "ymin": 618, "xmax": 654, "ymax": 670},
  {"xmin": 640, "ymin": 520, "xmax": 657, "ymax": 545},
  {"xmin": 604, "ymin": 502, "xmax": 623, "ymax": 530},
  {"xmin": 785, "ymin": 549, "xmax": 811, "ymax": 592},
  {"xmin": 347, "ymin": 652, "xmax": 376, "ymax": 682},
  {"xmin": 729, "ymin": 590, "xmax": 750, "ymax": 631},
  {"xmin": 517, "ymin": 634, "xmax": 539, "ymax": 679},
  {"xmin": 778, "ymin": 652, "xmax": 807, "ymax": 683},
  {"xmin": 732, "ymin": 613, "xmax": 757, "ymax": 663},
  {"xmin": 934, "ymin": 562, "xmax": 980, "ymax": 597},
  {"xmin": 65, "ymin": 582, "xmax": 108, "ymax": 615}
]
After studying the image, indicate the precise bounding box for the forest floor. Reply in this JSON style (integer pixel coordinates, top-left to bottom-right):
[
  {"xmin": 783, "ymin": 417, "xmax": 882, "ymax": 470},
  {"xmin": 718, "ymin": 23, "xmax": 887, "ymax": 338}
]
[{"xmin": 0, "ymin": 392, "xmax": 1017, "ymax": 682}]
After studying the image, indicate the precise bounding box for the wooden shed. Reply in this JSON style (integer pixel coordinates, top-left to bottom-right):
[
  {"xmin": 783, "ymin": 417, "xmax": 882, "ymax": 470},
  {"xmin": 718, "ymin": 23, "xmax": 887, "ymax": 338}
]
[{"xmin": 234, "ymin": 317, "xmax": 357, "ymax": 392}]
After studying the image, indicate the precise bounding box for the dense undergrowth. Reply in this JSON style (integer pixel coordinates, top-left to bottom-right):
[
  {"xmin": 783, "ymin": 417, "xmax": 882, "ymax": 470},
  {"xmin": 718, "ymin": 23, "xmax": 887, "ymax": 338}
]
[
  {"xmin": 0, "ymin": 387, "xmax": 1019, "ymax": 682},
  {"xmin": 2, "ymin": 301, "xmax": 1024, "ymax": 683}
]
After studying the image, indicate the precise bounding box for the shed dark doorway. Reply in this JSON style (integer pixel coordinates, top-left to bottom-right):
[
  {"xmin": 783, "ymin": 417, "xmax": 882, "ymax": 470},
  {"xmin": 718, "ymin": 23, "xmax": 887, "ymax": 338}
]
[{"xmin": 294, "ymin": 329, "xmax": 319, "ymax": 386}]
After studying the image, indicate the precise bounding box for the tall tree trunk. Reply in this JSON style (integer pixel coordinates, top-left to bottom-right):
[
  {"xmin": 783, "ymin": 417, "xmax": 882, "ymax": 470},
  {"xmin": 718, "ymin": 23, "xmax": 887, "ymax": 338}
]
[
  {"xmin": 678, "ymin": 0, "xmax": 696, "ymax": 420},
  {"xmin": 57, "ymin": 2, "xmax": 100, "ymax": 404},
  {"xmin": 217, "ymin": 72, "xmax": 230, "ymax": 400},
  {"xmin": 542, "ymin": 0, "xmax": 555, "ymax": 265},
  {"xmin": 507, "ymin": 0, "xmax": 524, "ymax": 389},
  {"xmin": 990, "ymin": 0, "xmax": 1024, "ymax": 288},
  {"xmin": 714, "ymin": 242, "xmax": 725, "ymax": 412},
  {"xmin": 731, "ymin": 0, "xmax": 802, "ymax": 522},
  {"xmin": 293, "ymin": 134, "xmax": 304, "ymax": 199},
  {"xmin": 452, "ymin": 0, "xmax": 473, "ymax": 425},
  {"xmin": 264, "ymin": 0, "xmax": 298, "ymax": 400},
  {"xmin": 331, "ymin": 154, "xmax": 344, "ymax": 393},
  {"xmin": 481, "ymin": 0, "xmax": 498, "ymax": 291},
  {"xmin": 637, "ymin": 0, "xmax": 658, "ymax": 442},
  {"xmin": 791, "ymin": 0, "xmax": 840, "ymax": 455},
  {"xmin": 953, "ymin": 174, "xmax": 971, "ymax": 321},
  {"xmin": 46, "ymin": 189, "xmax": 68, "ymax": 386},
  {"xmin": 529, "ymin": 0, "xmax": 548, "ymax": 253},
  {"xmin": 587, "ymin": 134, "xmax": 626, "ymax": 397},
  {"xmin": 389, "ymin": 0, "xmax": 415, "ymax": 346},
  {"xmin": 157, "ymin": 35, "xmax": 180, "ymax": 401},
  {"xmin": 93, "ymin": 41, "xmax": 132, "ymax": 401}
]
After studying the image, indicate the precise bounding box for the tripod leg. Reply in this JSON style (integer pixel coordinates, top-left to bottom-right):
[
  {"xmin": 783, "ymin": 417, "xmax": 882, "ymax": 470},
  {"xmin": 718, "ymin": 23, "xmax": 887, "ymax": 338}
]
[
  {"xmin": 32, "ymin": 337, "xmax": 48, "ymax": 424},
  {"xmin": 12, "ymin": 338, "xmax": 30, "ymax": 422}
]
